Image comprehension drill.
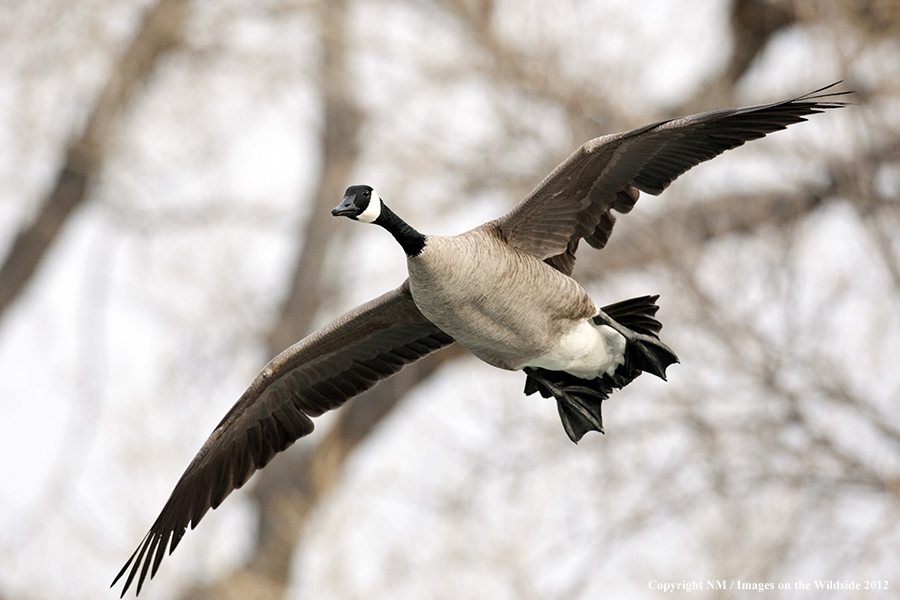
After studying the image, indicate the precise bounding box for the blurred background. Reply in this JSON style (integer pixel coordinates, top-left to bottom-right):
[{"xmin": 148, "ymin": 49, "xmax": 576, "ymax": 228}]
[{"xmin": 1, "ymin": 0, "xmax": 899, "ymax": 598}]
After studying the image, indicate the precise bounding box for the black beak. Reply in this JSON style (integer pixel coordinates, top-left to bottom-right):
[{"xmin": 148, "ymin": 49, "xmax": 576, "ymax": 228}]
[{"xmin": 331, "ymin": 196, "xmax": 357, "ymax": 217}]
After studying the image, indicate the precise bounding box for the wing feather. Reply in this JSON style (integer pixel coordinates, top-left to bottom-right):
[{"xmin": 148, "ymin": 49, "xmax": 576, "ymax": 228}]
[
  {"xmin": 113, "ymin": 280, "xmax": 453, "ymax": 596},
  {"xmin": 492, "ymin": 82, "xmax": 848, "ymax": 274}
]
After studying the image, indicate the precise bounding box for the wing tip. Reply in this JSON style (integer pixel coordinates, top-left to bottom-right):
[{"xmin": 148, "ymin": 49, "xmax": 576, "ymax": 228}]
[{"xmin": 793, "ymin": 80, "xmax": 853, "ymax": 107}]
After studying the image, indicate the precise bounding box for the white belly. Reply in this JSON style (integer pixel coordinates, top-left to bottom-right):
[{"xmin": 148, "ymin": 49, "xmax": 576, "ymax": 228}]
[{"xmin": 524, "ymin": 319, "xmax": 626, "ymax": 379}]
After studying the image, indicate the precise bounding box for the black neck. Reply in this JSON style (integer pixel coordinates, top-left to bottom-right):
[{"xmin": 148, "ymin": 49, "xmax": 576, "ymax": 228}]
[{"xmin": 375, "ymin": 203, "xmax": 427, "ymax": 257}]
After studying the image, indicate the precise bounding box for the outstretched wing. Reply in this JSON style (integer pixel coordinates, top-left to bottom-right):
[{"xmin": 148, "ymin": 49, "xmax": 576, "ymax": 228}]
[
  {"xmin": 113, "ymin": 280, "xmax": 453, "ymax": 596},
  {"xmin": 491, "ymin": 82, "xmax": 848, "ymax": 274}
]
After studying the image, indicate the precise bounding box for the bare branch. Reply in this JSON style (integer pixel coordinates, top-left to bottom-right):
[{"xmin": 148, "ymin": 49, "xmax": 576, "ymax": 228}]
[{"xmin": 0, "ymin": 0, "xmax": 187, "ymax": 320}]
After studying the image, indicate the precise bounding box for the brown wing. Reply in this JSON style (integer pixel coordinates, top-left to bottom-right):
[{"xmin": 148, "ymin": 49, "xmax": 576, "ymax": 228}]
[
  {"xmin": 113, "ymin": 280, "xmax": 453, "ymax": 596},
  {"xmin": 491, "ymin": 82, "xmax": 848, "ymax": 275}
]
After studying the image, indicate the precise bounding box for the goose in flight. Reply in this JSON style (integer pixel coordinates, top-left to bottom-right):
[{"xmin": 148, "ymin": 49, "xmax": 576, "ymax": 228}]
[{"xmin": 114, "ymin": 83, "xmax": 846, "ymax": 595}]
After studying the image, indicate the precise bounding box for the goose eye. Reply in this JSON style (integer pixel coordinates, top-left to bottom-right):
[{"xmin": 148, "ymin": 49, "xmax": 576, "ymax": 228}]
[{"xmin": 362, "ymin": 190, "xmax": 371, "ymax": 198}]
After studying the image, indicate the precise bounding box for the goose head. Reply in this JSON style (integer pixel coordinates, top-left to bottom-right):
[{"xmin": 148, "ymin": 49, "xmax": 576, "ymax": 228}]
[
  {"xmin": 332, "ymin": 184, "xmax": 427, "ymax": 257},
  {"xmin": 332, "ymin": 184, "xmax": 382, "ymax": 223}
]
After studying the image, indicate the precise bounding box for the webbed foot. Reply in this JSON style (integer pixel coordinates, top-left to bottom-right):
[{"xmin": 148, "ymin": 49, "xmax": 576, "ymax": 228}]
[{"xmin": 524, "ymin": 367, "xmax": 610, "ymax": 443}]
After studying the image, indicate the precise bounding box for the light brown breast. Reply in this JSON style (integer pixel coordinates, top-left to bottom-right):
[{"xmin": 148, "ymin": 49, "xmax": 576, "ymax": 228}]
[{"xmin": 406, "ymin": 226, "xmax": 596, "ymax": 370}]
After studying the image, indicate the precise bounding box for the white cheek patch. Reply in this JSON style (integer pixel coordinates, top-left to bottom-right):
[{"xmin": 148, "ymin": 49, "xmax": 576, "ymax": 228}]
[{"xmin": 357, "ymin": 190, "xmax": 382, "ymax": 223}]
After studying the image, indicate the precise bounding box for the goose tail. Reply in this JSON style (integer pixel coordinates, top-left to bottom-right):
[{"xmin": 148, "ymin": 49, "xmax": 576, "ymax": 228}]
[{"xmin": 523, "ymin": 295, "xmax": 678, "ymax": 443}]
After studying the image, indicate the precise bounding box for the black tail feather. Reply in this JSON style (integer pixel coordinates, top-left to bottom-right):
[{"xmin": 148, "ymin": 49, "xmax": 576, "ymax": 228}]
[{"xmin": 599, "ymin": 294, "xmax": 662, "ymax": 335}]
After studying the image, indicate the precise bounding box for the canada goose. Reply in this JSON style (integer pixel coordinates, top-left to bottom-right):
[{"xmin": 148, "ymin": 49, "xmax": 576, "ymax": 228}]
[{"xmin": 114, "ymin": 83, "xmax": 847, "ymax": 595}]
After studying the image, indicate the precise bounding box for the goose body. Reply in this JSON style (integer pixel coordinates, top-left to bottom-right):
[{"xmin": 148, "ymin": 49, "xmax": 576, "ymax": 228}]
[
  {"xmin": 114, "ymin": 83, "xmax": 848, "ymax": 596},
  {"xmin": 407, "ymin": 228, "xmax": 621, "ymax": 378}
]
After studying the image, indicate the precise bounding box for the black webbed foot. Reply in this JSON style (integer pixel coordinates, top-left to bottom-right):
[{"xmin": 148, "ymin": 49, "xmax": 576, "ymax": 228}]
[
  {"xmin": 524, "ymin": 367, "xmax": 610, "ymax": 443},
  {"xmin": 592, "ymin": 312, "xmax": 679, "ymax": 380}
]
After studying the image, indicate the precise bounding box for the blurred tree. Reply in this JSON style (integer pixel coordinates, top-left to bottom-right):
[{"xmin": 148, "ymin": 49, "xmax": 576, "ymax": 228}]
[
  {"xmin": 0, "ymin": 0, "xmax": 187, "ymax": 320},
  {"xmin": 0, "ymin": 0, "xmax": 897, "ymax": 599}
]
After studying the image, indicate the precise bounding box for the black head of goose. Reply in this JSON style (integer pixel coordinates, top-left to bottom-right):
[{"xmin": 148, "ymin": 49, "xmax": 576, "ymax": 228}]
[{"xmin": 114, "ymin": 83, "xmax": 848, "ymax": 596}]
